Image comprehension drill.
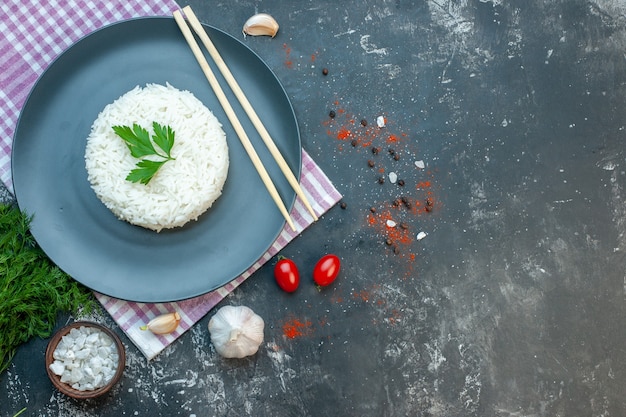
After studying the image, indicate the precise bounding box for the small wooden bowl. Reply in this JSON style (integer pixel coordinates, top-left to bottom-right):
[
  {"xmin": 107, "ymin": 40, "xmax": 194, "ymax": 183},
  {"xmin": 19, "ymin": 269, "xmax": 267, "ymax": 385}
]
[{"xmin": 45, "ymin": 321, "xmax": 125, "ymax": 399}]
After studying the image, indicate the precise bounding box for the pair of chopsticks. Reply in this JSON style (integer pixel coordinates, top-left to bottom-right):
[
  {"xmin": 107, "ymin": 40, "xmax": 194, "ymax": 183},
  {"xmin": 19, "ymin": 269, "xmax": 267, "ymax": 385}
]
[{"xmin": 173, "ymin": 6, "xmax": 317, "ymax": 231}]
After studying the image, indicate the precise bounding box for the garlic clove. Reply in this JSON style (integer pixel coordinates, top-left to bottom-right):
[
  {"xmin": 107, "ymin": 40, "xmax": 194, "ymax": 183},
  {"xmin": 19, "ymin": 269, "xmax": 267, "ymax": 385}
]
[
  {"xmin": 242, "ymin": 13, "xmax": 279, "ymax": 38},
  {"xmin": 208, "ymin": 305, "xmax": 264, "ymax": 358},
  {"xmin": 140, "ymin": 312, "xmax": 181, "ymax": 334}
]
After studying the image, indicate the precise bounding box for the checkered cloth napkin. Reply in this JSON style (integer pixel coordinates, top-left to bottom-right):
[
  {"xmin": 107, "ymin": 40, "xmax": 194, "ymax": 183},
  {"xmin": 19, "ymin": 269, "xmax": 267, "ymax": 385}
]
[{"xmin": 1, "ymin": 0, "xmax": 342, "ymax": 359}]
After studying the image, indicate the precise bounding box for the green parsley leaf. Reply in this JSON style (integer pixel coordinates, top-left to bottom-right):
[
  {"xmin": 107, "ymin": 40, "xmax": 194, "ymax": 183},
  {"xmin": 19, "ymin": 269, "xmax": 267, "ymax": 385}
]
[
  {"xmin": 113, "ymin": 124, "xmax": 156, "ymax": 158},
  {"xmin": 126, "ymin": 159, "xmax": 167, "ymax": 185},
  {"xmin": 112, "ymin": 122, "xmax": 176, "ymax": 185},
  {"xmin": 151, "ymin": 121, "xmax": 175, "ymax": 157}
]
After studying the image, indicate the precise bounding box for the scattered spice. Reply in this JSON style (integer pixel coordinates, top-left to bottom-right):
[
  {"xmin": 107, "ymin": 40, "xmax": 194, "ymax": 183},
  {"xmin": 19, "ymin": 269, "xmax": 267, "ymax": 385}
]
[
  {"xmin": 282, "ymin": 317, "xmax": 314, "ymax": 339},
  {"xmin": 425, "ymin": 197, "xmax": 434, "ymax": 212},
  {"xmin": 340, "ymin": 202, "xmax": 347, "ymax": 209},
  {"xmin": 282, "ymin": 43, "xmax": 293, "ymax": 69},
  {"xmin": 322, "ymin": 100, "xmax": 440, "ymax": 281}
]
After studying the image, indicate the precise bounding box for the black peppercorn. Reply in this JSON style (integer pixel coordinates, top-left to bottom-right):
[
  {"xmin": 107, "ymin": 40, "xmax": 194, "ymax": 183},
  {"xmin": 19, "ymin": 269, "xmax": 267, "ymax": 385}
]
[
  {"xmin": 388, "ymin": 148, "xmax": 395, "ymax": 155},
  {"xmin": 340, "ymin": 202, "xmax": 347, "ymax": 209},
  {"xmin": 351, "ymin": 139, "xmax": 358, "ymax": 147},
  {"xmin": 372, "ymin": 147, "xmax": 380, "ymax": 154},
  {"xmin": 322, "ymin": 68, "xmax": 329, "ymax": 76},
  {"xmin": 360, "ymin": 119, "xmax": 368, "ymax": 127},
  {"xmin": 398, "ymin": 179, "xmax": 405, "ymax": 186},
  {"xmin": 329, "ymin": 110, "xmax": 336, "ymax": 118},
  {"xmin": 378, "ymin": 176, "xmax": 385, "ymax": 184},
  {"xmin": 370, "ymin": 207, "xmax": 377, "ymax": 213},
  {"xmin": 367, "ymin": 160, "xmax": 375, "ymax": 168},
  {"xmin": 393, "ymin": 154, "xmax": 400, "ymax": 161},
  {"xmin": 385, "ymin": 238, "xmax": 393, "ymax": 246}
]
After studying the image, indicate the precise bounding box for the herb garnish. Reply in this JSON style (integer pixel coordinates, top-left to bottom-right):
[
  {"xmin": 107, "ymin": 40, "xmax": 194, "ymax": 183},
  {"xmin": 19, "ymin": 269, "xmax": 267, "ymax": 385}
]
[
  {"xmin": 112, "ymin": 121, "xmax": 176, "ymax": 185},
  {"xmin": 0, "ymin": 204, "xmax": 96, "ymax": 374}
]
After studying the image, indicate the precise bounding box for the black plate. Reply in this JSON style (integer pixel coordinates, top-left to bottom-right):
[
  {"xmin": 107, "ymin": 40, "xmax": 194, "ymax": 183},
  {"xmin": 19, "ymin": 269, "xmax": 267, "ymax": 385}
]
[{"xmin": 11, "ymin": 17, "xmax": 300, "ymax": 302}]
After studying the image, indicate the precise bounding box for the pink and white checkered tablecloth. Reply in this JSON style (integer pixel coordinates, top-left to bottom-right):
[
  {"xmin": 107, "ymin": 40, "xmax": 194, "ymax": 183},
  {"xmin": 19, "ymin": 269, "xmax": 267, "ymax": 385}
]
[{"xmin": 1, "ymin": 0, "xmax": 342, "ymax": 359}]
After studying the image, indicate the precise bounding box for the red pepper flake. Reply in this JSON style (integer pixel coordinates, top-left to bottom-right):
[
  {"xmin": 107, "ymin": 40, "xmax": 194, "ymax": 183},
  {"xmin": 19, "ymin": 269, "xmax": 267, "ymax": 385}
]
[
  {"xmin": 282, "ymin": 317, "xmax": 314, "ymax": 339},
  {"xmin": 387, "ymin": 309, "xmax": 402, "ymax": 326},
  {"xmin": 353, "ymin": 289, "xmax": 371, "ymax": 302},
  {"xmin": 337, "ymin": 127, "xmax": 351, "ymax": 140},
  {"xmin": 283, "ymin": 43, "xmax": 293, "ymax": 69},
  {"xmin": 330, "ymin": 293, "xmax": 344, "ymax": 304}
]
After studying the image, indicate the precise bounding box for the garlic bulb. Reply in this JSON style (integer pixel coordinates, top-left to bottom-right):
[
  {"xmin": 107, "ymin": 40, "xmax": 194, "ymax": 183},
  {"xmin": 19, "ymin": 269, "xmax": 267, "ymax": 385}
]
[
  {"xmin": 242, "ymin": 13, "xmax": 279, "ymax": 38},
  {"xmin": 208, "ymin": 305, "xmax": 264, "ymax": 358},
  {"xmin": 140, "ymin": 312, "xmax": 181, "ymax": 334}
]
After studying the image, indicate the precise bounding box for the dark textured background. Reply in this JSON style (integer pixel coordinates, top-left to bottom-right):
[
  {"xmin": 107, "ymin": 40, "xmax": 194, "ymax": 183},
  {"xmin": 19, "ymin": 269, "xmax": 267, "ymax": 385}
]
[{"xmin": 2, "ymin": 0, "xmax": 626, "ymax": 415}]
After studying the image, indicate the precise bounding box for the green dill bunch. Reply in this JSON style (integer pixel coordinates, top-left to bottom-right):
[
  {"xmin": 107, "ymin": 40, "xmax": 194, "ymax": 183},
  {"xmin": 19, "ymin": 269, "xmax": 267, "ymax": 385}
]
[{"xmin": 0, "ymin": 204, "xmax": 96, "ymax": 374}]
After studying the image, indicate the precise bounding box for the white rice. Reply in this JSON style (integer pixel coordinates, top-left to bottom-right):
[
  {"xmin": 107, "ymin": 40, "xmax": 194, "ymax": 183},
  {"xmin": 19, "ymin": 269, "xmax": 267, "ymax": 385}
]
[{"xmin": 85, "ymin": 83, "xmax": 229, "ymax": 232}]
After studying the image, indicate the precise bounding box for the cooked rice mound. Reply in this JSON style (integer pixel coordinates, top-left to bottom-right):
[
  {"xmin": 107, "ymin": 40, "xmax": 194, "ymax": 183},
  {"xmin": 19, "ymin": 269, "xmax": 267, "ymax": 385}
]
[{"xmin": 85, "ymin": 83, "xmax": 229, "ymax": 232}]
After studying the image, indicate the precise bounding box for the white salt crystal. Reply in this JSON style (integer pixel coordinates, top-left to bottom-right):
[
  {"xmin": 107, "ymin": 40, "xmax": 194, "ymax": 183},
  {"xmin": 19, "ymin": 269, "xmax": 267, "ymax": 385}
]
[
  {"xmin": 386, "ymin": 220, "xmax": 397, "ymax": 228},
  {"xmin": 415, "ymin": 160, "xmax": 425, "ymax": 169},
  {"xmin": 86, "ymin": 332, "xmax": 100, "ymax": 345},
  {"xmin": 388, "ymin": 172, "xmax": 397, "ymax": 184},
  {"xmin": 376, "ymin": 115, "xmax": 386, "ymax": 128},
  {"xmin": 416, "ymin": 231, "xmax": 427, "ymax": 240},
  {"xmin": 76, "ymin": 348, "xmax": 91, "ymax": 360},
  {"xmin": 49, "ymin": 361, "xmax": 65, "ymax": 376}
]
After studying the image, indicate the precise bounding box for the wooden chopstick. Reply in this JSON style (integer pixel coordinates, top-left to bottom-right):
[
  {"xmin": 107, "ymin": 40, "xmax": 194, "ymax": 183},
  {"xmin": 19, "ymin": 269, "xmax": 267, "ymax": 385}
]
[
  {"xmin": 181, "ymin": 6, "xmax": 318, "ymax": 222},
  {"xmin": 173, "ymin": 10, "xmax": 296, "ymax": 231}
]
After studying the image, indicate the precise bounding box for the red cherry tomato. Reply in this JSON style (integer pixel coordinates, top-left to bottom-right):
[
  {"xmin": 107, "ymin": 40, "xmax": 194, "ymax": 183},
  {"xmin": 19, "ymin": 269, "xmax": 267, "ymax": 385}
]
[
  {"xmin": 274, "ymin": 258, "xmax": 300, "ymax": 293},
  {"xmin": 313, "ymin": 254, "xmax": 341, "ymax": 286}
]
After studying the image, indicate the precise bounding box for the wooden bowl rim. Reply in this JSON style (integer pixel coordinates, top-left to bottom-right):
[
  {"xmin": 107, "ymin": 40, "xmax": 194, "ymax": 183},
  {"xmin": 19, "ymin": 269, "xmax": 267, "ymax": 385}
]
[{"xmin": 45, "ymin": 321, "xmax": 126, "ymax": 399}]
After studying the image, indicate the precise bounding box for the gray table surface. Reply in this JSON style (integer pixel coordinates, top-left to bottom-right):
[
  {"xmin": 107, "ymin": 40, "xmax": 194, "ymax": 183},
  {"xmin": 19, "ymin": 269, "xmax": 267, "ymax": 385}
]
[{"xmin": 2, "ymin": 0, "xmax": 626, "ymax": 416}]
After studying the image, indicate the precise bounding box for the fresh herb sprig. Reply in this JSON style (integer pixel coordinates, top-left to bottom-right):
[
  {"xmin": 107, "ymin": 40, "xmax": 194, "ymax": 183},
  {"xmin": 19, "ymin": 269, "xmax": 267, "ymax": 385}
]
[
  {"xmin": 0, "ymin": 204, "xmax": 96, "ymax": 374},
  {"xmin": 112, "ymin": 122, "xmax": 176, "ymax": 185}
]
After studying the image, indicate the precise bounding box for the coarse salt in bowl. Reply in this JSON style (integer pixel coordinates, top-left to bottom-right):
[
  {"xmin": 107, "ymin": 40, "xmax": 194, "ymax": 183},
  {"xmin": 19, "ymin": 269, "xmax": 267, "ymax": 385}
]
[{"xmin": 45, "ymin": 321, "xmax": 125, "ymax": 399}]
